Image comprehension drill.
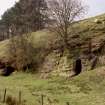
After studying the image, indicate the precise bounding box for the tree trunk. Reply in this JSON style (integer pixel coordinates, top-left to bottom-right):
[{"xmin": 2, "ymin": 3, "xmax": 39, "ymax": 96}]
[{"xmin": 91, "ymin": 56, "xmax": 98, "ymax": 70}]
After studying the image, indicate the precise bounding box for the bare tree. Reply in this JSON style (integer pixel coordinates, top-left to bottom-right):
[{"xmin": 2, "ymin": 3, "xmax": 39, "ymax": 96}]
[
  {"xmin": 47, "ymin": 0, "xmax": 86, "ymax": 52},
  {"xmin": 47, "ymin": 0, "xmax": 87, "ymax": 76}
]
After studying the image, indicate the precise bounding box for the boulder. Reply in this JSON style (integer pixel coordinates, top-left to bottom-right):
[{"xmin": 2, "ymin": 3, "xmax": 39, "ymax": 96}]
[{"xmin": 94, "ymin": 19, "xmax": 101, "ymax": 24}]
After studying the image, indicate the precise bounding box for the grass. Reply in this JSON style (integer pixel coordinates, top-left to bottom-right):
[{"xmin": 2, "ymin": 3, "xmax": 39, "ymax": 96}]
[{"xmin": 0, "ymin": 67, "xmax": 105, "ymax": 105}]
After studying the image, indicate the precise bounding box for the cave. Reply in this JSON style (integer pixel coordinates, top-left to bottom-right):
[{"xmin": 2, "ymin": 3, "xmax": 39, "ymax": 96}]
[
  {"xmin": 2, "ymin": 66, "xmax": 15, "ymax": 76},
  {"xmin": 73, "ymin": 58, "xmax": 82, "ymax": 76}
]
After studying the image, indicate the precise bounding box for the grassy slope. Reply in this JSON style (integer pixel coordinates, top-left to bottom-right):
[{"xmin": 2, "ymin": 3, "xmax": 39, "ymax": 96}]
[
  {"xmin": 0, "ymin": 67, "xmax": 105, "ymax": 105},
  {"xmin": 0, "ymin": 14, "xmax": 105, "ymax": 60},
  {"xmin": 0, "ymin": 29, "xmax": 57, "ymax": 62}
]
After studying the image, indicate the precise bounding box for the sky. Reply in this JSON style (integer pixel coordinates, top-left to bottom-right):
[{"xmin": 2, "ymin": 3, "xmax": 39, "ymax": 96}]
[
  {"xmin": 0, "ymin": 0, "xmax": 105, "ymax": 19},
  {"xmin": 84, "ymin": 0, "xmax": 105, "ymax": 18},
  {"xmin": 0, "ymin": 0, "xmax": 19, "ymax": 18}
]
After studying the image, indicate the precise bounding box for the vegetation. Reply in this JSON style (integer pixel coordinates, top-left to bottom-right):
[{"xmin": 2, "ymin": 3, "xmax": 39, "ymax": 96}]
[
  {"xmin": 0, "ymin": 0, "xmax": 105, "ymax": 104},
  {"xmin": 0, "ymin": 0, "xmax": 86, "ymax": 72},
  {"xmin": 0, "ymin": 13, "xmax": 105, "ymax": 73},
  {"xmin": 48, "ymin": 0, "xmax": 86, "ymax": 53},
  {"xmin": 0, "ymin": 0, "xmax": 48, "ymax": 40},
  {"xmin": 0, "ymin": 67, "xmax": 105, "ymax": 105}
]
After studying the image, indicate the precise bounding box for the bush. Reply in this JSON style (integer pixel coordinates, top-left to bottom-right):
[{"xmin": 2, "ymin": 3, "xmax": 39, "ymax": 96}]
[{"xmin": 6, "ymin": 95, "xmax": 19, "ymax": 105}]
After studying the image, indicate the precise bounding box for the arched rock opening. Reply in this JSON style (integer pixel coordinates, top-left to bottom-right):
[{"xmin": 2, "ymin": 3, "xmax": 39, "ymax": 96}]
[{"xmin": 72, "ymin": 58, "xmax": 82, "ymax": 76}]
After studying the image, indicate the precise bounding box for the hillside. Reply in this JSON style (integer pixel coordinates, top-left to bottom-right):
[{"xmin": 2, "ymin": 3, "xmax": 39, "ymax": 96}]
[
  {"xmin": 0, "ymin": 14, "xmax": 105, "ymax": 76},
  {"xmin": 0, "ymin": 13, "xmax": 105, "ymax": 105}
]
